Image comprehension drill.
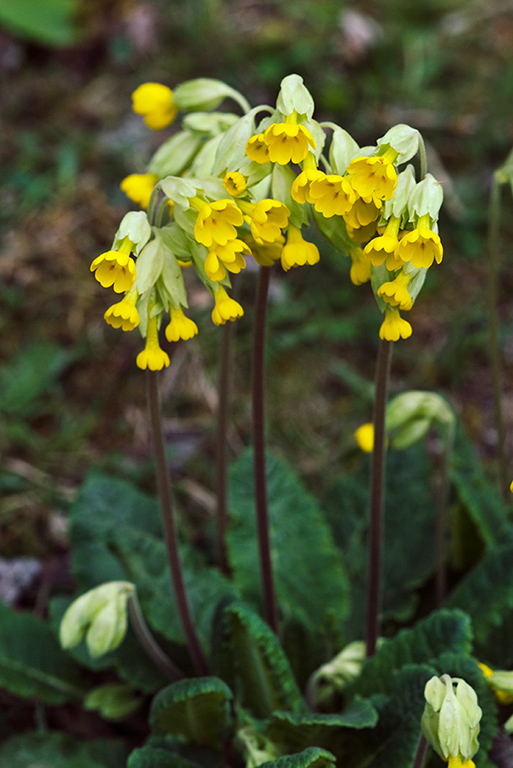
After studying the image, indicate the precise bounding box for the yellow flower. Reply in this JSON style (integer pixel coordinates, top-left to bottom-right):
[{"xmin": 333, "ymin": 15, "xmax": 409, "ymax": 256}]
[
  {"xmin": 165, "ymin": 306, "xmax": 198, "ymax": 342},
  {"xmin": 346, "ymin": 221, "xmax": 379, "ymax": 245},
  {"xmin": 344, "ymin": 195, "xmax": 382, "ymax": 229},
  {"xmin": 120, "ymin": 173, "xmax": 159, "ymax": 209},
  {"xmin": 136, "ymin": 311, "xmax": 170, "ymax": 371},
  {"xmin": 308, "ymin": 174, "xmax": 356, "ymax": 218},
  {"xmin": 280, "ymin": 225, "xmax": 320, "ymax": 271},
  {"xmin": 346, "ymin": 152, "xmax": 398, "ymax": 203},
  {"xmin": 377, "ymin": 272, "xmax": 413, "ymax": 311},
  {"xmin": 104, "ymin": 291, "xmax": 140, "ymax": 331},
  {"xmin": 349, "ymin": 247, "xmax": 371, "ymax": 285},
  {"xmin": 205, "ymin": 239, "xmax": 250, "ymax": 280},
  {"xmin": 448, "ymin": 758, "xmax": 475, "ymax": 768},
  {"xmin": 291, "ymin": 167, "xmax": 325, "ymax": 204},
  {"xmin": 131, "ymin": 83, "xmax": 177, "ymax": 130},
  {"xmin": 364, "ymin": 216, "xmax": 401, "ymax": 269},
  {"xmin": 223, "ymin": 171, "xmax": 247, "ymax": 197},
  {"xmin": 396, "ymin": 215, "xmax": 443, "ymax": 269},
  {"xmin": 263, "ymin": 121, "xmax": 316, "ymax": 165},
  {"xmin": 355, "ymin": 423, "xmax": 374, "ymax": 453},
  {"xmin": 245, "ymin": 234, "xmax": 285, "ymax": 267},
  {"xmin": 240, "ymin": 199, "xmax": 290, "ymax": 244},
  {"xmin": 192, "ymin": 198, "xmax": 244, "ymax": 247},
  {"xmin": 246, "ymin": 133, "xmax": 270, "ymax": 164},
  {"xmin": 379, "ymin": 306, "xmax": 412, "ymax": 341},
  {"xmin": 211, "ymin": 285, "xmax": 244, "ymax": 326},
  {"xmin": 478, "ymin": 662, "xmax": 513, "ymax": 705},
  {"xmin": 90, "ymin": 238, "xmax": 136, "ymax": 294}
]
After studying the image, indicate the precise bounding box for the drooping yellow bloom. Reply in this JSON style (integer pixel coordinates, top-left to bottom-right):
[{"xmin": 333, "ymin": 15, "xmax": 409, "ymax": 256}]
[
  {"xmin": 344, "ymin": 195, "xmax": 382, "ymax": 229},
  {"xmin": 280, "ymin": 224, "xmax": 320, "ymax": 271},
  {"xmin": 308, "ymin": 174, "xmax": 356, "ymax": 218},
  {"xmin": 211, "ymin": 285, "xmax": 244, "ymax": 326},
  {"xmin": 346, "ymin": 150, "xmax": 398, "ymax": 203},
  {"xmin": 245, "ymin": 133, "xmax": 270, "ymax": 164},
  {"xmin": 165, "ymin": 306, "xmax": 198, "ymax": 342},
  {"xmin": 192, "ymin": 198, "xmax": 244, "ymax": 247},
  {"xmin": 355, "ymin": 423, "xmax": 374, "ymax": 453},
  {"xmin": 223, "ymin": 171, "xmax": 247, "ymax": 197},
  {"xmin": 120, "ymin": 173, "xmax": 159, "ymax": 209},
  {"xmin": 346, "ymin": 221, "xmax": 379, "ymax": 245},
  {"xmin": 448, "ymin": 758, "xmax": 475, "ymax": 768},
  {"xmin": 131, "ymin": 83, "xmax": 177, "ymax": 130},
  {"xmin": 263, "ymin": 120, "xmax": 316, "ymax": 165},
  {"xmin": 136, "ymin": 310, "xmax": 170, "ymax": 371},
  {"xmin": 245, "ymin": 234, "xmax": 285, "ymax": 267},
  {"xmin": 239, "ymin": 199, "xmax": 290, "ymax": 244},
  {"xmin": 349, "ymin": 247, "xmax": 371, "ymax": 285},
  {"xmin": 396, "ymin": 215, "xmax": 443, "ymax": 269},
  {"xmin": 379, "ymin": 306, "xmax": 412, "ymax": 341},
  {"xmin": 291, "ymin": 167, "xmax": 325, "ymax": 204},
  {"xmin": 204, "ymin": 239, "xmax": 250, "ymax": 280},
  {"xmin": 364, "ymin": 215, "xmax": 401, "ymax": 269},
  {"xmin": 377, "ymin": 272, "xmax": 413, "ymax": 311},
  {"xmin": 90, "ymin": 238, "xmax": 136, "ymax": 294},
  {"xmin": 104, "ymin": 291, "xmax": 140, "ymax": 331}
]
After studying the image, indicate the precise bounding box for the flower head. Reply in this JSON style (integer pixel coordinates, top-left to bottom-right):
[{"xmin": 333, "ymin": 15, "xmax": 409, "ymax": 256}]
[
  {"xmin": 308, "ymin": 174, "xmax": 356, "ymax": 218},
  {"xmin": 192, "ymin": 198, "xmax": 244, "ymax": 247},
  {"xmin": 246, "ymin": 133, "xmax": 270, "ymax": 164},
  {"xmin": 263, "ymin": 121, "xmax": 316, "ymax": 165},
  {"xmin": 104, "ymin": 292, "xmax": 140, "ymax": 331},
  {"xmin": 379, "ymin": 306, "xmax": 412, "ymax": 341},
  {"xmin": 211, "ymin": 285, "xmax": 244, "ymax": 326},
  {"xmin": 165, "ymin": 306, "xmax": 198, "ymax": 342},
  {"xmin": 346, "ymin": 154, "xmax": 398, "ymax": 203},
  {"xmin": 120, "ymin": 173, "xmax": 159, "ymax": 210},
  {"xmin": 90, "ymin": 239, "xmax": 136, "ymax": 294},
  {"xmin": 280, "ymin": 225, "xmax": 320, "ymax": 271},
  {"xmin": 223, "ymin": 171, "xmax": 247, "ymax": 197},
  {"xmin": 396, "ymin": 216, "xmax": 443, "ymax": 269},
  {"xmin": 132, "ymin": 83, "xmax": 177, "ymax": 130}
]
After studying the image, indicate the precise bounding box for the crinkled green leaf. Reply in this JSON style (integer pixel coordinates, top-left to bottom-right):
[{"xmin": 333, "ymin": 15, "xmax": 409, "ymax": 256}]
[
  {"xmin": 149, "ymin": 677, "xmax": 234, "ymax": 748},
  {"xmin": 128, "ymin": 746, "xmax": 201, "ymax": 768},
  {"xmin": 0, "ymin": 732, "xmax": 128, "ymax": 767},
  {"xmin": 259, "ymin": 747, "xmax": 336, "ymax": 768}
]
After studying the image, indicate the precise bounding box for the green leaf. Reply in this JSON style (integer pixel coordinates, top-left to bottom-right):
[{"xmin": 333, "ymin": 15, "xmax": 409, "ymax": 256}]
[
  {"xmin": 0, "ymin": 601, "xmax": 86, "ymax": 704},
  {"xmin": 323, "ymin": 444, "xmax": 437, "ymax": 634},
  {"xmin": 212, "ymin": 600, "xmax": 305, "ymax": 719},
  {"xmin": 0, "ymin": 732, "xmax": 128, "ymax": 767},
  {"xmin": 149, "ymin": 677, "xmax": 234, "ymax": 748},
  {"xmin": 0, "ymin": 0, "xmax": 80, "ymax": 47},
  {"xmin": 450, "ymin": 426, "xmax": 513, "ymax": 546},
  {"xmin": 227, "ymin": 448, "xmax": 349, "ymax": 640},
  {"xmin": 348, "ymin": 609, "xmax": 472, "ymax": 699},
  {"xmin": 128, "ymin": 746, "xmax": 200, "ymax": 768},
  {"xmin": 0, "ymin": 341, "xmax": 71, "ymax": 416},
  {"xmin": 259, "ymin": 747, "xmax": 336, "ymax": 768}
]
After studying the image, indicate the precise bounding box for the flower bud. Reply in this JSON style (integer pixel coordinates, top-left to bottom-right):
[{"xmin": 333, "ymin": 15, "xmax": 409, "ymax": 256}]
[
  {"xmin": 84, "ymin": 683, "xmax": 141, "ymax": 720},
  {"xmin": 329, "ymin": 128, "xmax": 359, "ymax": 174},
  {"xmin": 421, "ymin": 675, "xmax": 482, "ymax": 763},
  {"xmin": 377, "ymin": 124, "xmax": 420, "ymax": 164},
  {"xmin": 382, "ymin": 165, "xmax": 417, "ymax": 222},
  {"xmin": 173, "ymin": 78, "xmax": 242, "ymax": 112},
  {"xmin": 114, "ymin": 212, "xmax": 152, "ymax": 254},
  {"xmin": 386, "ymin": 391, "xmax": 454, "ymax": 450},
  {"xmin": 60, "ymin": 581, "xmax": 135, "ymax": 658},
  {"xmin": 306, "ymin": 641, "xmax": 367, "ymax": 709},
  {"xmin": 408, "ymin": 173, "xmax": 444, "ymax": 224},
  {"xmin": 276, "ymin": 74, "xmax": 315, "ymax": 119}
]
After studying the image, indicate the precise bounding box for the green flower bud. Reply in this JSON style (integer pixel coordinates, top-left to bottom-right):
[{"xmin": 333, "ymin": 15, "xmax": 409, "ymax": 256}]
[
  {"xmin": 495, "ymin": 148, "xmax": 513, "ymax": 193},
  {"xmin": 329, "ymin": 127, "xmax": 359, "ymax": 174},
  {"xmin": 306, "ymin": 641, "xmax": 367, "ymax": 709},
  {"xmin": 159, "ymin": 176, "xmax": 200, "ymax": 209},
  {"xmin": 59, "ymin": 581, "xmax": 134, "ymax": 658},
  {"xmin": 147, "ymin": 130, "xmax": 203, "ymax": 177},
  {"xmin": 408, "ymin": 173, "xmax": 444, "ymax": 224},
  {"xmin": 421, "ymin": 675, "xmax": 482, "ymax": 762},
  {"xmin": 382, "ymin": 165, "xmax": 417, "ymax": 222},
  {"xmin": 276, "ymin": 74, "xmax": 315, "ymax": 119},
  {"xmin": 173, "ymin": 78, "xmax": 245, "ymax": 113},
  {"xmin": 84, "ymin": 683, "xmax": 141, "ymax": 721},
  {"xmin": 114, "ymin": 212, "xmax": 152, "ymax": 254},
  {"xmin": 182, "ymin": 111, "xmax": 239, "ymax": 136},
  {"xmin": 386, "ymin": 391, "xmax": 454, "ymax": 449},
  {"xmin": 377, "ymin": 124, "xmax": 420, "ymax": 164}
]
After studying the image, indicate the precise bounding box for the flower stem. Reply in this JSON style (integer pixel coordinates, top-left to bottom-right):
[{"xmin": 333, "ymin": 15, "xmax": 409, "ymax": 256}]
[
  {"xmin": 146, "ymin": 371, "xmax": 209, "ymax": 676},
  {"xmin": 128, "ymin": 592, "xmax": 184, "ymax": 681},
  {"xmin": 252, "ymin": 266, "xmax": 279, "ymax": 635},
  {"xmin": 435, "ymin": 420, "xmax": 455, "ymax": 606},
  {"xmin": 365, "ymin": 338, "xmax": 393, "ymax": 658},
  {"xmin": 412, "ymin": 734, "xmax": 428, "ymax": 768},
  {"xmin": 216, "ymin": 313, "xmax": 235, "ymax": 576},
  {"xmin": 487, "ymin": 175, "xmax": 510, "ymax": 501}
]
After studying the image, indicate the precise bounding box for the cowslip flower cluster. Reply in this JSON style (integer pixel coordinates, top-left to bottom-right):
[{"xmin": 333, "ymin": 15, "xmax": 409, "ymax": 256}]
[{"xmin": 92, "ymin": 74, "xmax": 444, "ymax": 369}]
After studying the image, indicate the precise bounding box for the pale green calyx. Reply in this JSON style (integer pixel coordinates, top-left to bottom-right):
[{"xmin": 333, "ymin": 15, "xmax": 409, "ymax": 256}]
[
  {"xmin": 495, "ymin": 147, "xmax": 513, "ymax": 194},
  {"xmin": 182, "ymin": 111, "xmax": 239, "ymax": 136},
  {"xmin": 59, "ymin": 581, "xmax": 135, "ymax": 658},
  {"xmin": 377, "ymin": 124, "xmax": 420, "ymax": 164},
  {"xmin": 134, "ymin": 233, "xmax": 166, "ymax": 295},
  {"xmin": 84, "ymin": 683, "xmax": 141, "ymax": 721},
  {"xmin": 173, "ymin": 78, "xmax": 248, "ymax": 113},
  {"xmin": 271, "ymin": 163, "xmax": 308, "ymax": 228},
  {"xmin": 211, "ymin": 107, "xmax": 262, "ymax": 176},
  {"xmin": 159, "ymin": 176, "xmax": 201, "ymax": 208},
  {"xmin": 147, "ymin": 130, "xmax": 203, "ymax": 177},
  {"xmin": 114, "ymin": 211, "xmax": 151, "ymax": 253},
  {"xmin": 408, "ymin": 173, "xmax": 444, "ymax": 223},
  {"xmin": 421, "ymin": 675, "xmax": 482, "ymax": 762},
  {"xmin": 306, "ymin": 640, "xmax": 367, "ymax": 709},
  {"xmin": 276, "ymin": 74, "xmax": 315, "ymax": 120},
  {"xmin": 386, "ymin": 390, "xmax": 454, "ymax": 449},
  {"xmin": 329, "ymin": 127, "xmax": 359, "ymax": 174},
  {"xmin": 382, "ymin": 165, "xmax": 416, "ymax": 222}
]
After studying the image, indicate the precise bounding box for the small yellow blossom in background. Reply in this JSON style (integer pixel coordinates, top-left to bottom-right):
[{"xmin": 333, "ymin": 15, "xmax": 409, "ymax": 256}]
[
  {"xmin": 223, "ymin": 172, "xmax": 247, "ymax": 197},
  {"xmin": 104, "ymin": 293, "xmax": 140, "ymax": 331},
  {"xmin": 280, "ymin": 225, "xmax": 320, "ymax": 271},
  {"xmin": 165, "ymin": 307, "xmax": 198, "ymax": 342},
  {"xmin": 379, "ymin": 306, "xmax": 413, "ymax": 342},
  {"xmin": 396, "ymin": 216, "xmax": 443, "ymax": 269},
  {"xmin": 478, "ymin": 662, "xmax": 513, "ymax": 705},
  {"xmin": 192, "ymin": 198, "xmax": 244, "ymax": 247},
  {"xmin": 355, "ymin": 423, "xmax": 374, "ymax": 453},
  {"xmin": 245, "ymin": 133, "xmax": 270, "ymax": 164},
  {"xmin": 132, "ymin": 83, "xmax": 177, "ymax": 130},
  {"xmin": 90, "ymin": 239, "xmax": 136, "ymax": 294},
  {"xmin": 120, "ymin": 173, "xmax": 159, "ymax": 209},
  {"xmin": 211, "ymin": 285, "xmax": 244, "ymax": 326},
  {"xmin": 263, "ymin": 121, "xmax": 316, "ymax": 165},
  {"xmin": 510, "ymin": 480, "xmax": 513, "ymax": 493},
  {"xmin": 136, "ymin": 312, "xmax": 170, "ymax": 371}
]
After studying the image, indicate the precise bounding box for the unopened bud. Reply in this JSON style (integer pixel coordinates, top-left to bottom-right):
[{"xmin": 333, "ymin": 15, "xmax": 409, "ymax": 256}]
[{"xmin": 421, "ymin": 675, "xmax": 481, "ymax": 763}]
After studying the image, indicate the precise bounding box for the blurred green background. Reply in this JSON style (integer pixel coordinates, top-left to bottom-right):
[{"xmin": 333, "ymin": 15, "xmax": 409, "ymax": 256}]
[{"xmin": 1, "ymin": 0, "xmax": 513, "ymax": 559}]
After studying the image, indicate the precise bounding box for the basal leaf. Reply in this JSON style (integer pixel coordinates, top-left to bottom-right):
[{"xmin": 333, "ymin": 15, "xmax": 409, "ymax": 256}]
[
  {"xmin": 227, "ymin": 449, "xmax": 349, "ymax": 641},
  {"xmin": 0, "ymin": 0, "xmax": 80, "ymax": 47},
  {"xmin": 128, "ymin": 746, "xmax": 200, "ymax": 768},
  {"xmin": 0, "ymin": 601, "xmax": 86, "ymax": 704},
  {"xmin": 259, "ymin": 746, "xmax": 337, "ymax": 768},
  {"xmin": 212, "ymin": 600, "xmax": 305, "ymax": 719},
  {"xmin": 149, "ymin": 677, "xmax": 234, "ymax": 748},
  {"xmin": 0, "ymin": 341, "xmax": 71, "ymax": 416},
  {"xmin": 0, "ymin": 731, "xmax": 128, "ymax": 767}
]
